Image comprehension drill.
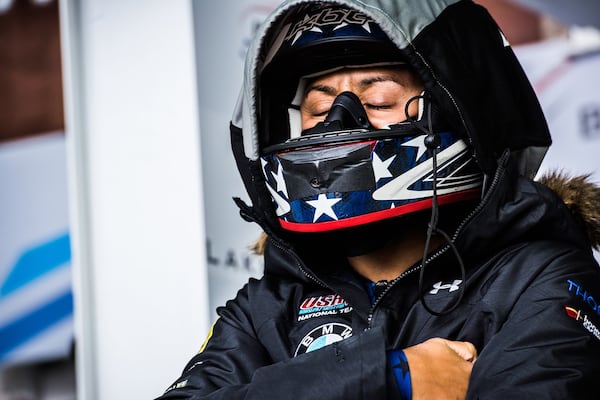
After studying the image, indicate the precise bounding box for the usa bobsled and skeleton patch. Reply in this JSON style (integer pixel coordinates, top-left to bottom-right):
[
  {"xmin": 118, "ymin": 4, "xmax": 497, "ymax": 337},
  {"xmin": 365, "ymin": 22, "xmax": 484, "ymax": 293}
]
[{"xmin": 297, "ymin": 293, "xmax": 353, "ymax": 321}]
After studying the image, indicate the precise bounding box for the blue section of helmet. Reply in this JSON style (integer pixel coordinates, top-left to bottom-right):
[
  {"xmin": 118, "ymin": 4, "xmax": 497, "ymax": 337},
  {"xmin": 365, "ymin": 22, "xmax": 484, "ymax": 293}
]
[
  {"xmin": 288, "ymin": 190, "xmax": 388, "ymax": 223},
  {"xmin": 289, "ymin": 23, "xmax": 388, "ymax": 46},
  {"xmin": 283, "ymin": 6, "xmax": 388, "ymax": 48}
]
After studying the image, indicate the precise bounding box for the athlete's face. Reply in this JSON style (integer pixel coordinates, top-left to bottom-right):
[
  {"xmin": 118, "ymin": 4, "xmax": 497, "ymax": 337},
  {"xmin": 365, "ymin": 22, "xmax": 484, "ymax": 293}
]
[{"xmin": 300, "ymin": 66, "xmax": 424, "ymax": 130}]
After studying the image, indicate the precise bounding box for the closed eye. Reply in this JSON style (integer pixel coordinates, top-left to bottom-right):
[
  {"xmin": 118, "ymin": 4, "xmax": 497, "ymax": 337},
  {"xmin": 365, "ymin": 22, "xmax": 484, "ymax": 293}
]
[
  {"xmin": 365, "ymin": 103, "xmax": 392, "ymax": 111},
  {"xmin": 314, "ymin": 109, "xmax": 330, "ymax": 117}
]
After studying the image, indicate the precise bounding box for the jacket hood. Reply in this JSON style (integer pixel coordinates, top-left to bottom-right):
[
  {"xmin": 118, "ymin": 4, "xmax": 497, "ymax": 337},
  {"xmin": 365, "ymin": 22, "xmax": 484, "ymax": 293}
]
[{"xmin": 230, "ymin": 0, "xmax": 551, "ymax": 235}]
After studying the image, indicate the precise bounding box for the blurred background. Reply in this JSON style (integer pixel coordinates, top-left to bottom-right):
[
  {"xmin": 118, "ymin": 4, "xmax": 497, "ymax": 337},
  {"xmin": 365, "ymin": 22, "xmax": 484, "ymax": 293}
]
[{"xmin": 0, "ymin": 0, "xmax": 598, "ymax": 399}]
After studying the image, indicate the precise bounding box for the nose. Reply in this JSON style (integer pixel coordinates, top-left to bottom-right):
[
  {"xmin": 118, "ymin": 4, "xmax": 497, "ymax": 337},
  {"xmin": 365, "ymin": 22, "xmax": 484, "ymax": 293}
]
[
  {"xmin": 325, "ymin": 91, "xmax": 372, "ymax": 129},
  {"xmin": 302, "ymin": 91, "xmax": 373, "ymax": 135}
]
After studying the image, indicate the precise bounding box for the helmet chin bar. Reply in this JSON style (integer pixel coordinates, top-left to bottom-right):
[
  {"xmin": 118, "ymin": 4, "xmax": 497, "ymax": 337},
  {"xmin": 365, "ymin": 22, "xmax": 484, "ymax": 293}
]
[{"xmin": 259, "ymin": 91, "xmax": 483, "ymax": 233}]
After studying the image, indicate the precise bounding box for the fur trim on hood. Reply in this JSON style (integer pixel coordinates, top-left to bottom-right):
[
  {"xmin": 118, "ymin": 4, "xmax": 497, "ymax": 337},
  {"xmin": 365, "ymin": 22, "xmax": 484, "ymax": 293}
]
[{"xmin": 539, "ymin": 171, "xmax": 600, "ymax": 250}]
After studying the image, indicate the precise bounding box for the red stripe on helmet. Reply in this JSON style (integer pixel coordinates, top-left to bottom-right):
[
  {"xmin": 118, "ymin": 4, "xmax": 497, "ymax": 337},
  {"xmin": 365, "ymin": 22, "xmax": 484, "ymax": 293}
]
[{"xmin": 278, "ymin": 189, "xmax": 481, "ymax": 233}]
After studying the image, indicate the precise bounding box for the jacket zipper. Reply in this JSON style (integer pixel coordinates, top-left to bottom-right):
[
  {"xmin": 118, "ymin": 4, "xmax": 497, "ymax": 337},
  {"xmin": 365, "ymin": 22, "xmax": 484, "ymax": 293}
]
[{"xmin": 366, "ymin": 151, "xmax": 509, "ymax": 328}]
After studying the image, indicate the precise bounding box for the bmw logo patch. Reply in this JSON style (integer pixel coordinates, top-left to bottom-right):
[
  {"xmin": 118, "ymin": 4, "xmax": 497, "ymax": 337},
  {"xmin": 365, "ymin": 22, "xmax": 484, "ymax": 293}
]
[{"xmin": 294, "ymin": 322, "xmax": 353, "ymax": 356}]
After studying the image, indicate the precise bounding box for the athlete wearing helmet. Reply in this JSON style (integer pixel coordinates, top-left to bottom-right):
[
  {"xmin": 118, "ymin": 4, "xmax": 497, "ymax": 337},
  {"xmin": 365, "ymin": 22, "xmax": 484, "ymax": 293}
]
[{"xmin": 158, "ymin": 1, "xmax": 600, "ymax": 399}]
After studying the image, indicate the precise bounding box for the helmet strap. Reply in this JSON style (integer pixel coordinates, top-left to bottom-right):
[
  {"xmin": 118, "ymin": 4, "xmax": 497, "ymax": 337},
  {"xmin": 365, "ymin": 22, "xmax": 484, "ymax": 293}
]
[{"xmin": 417, "ymin": 100, "xmax": 467, "ymax": 316}]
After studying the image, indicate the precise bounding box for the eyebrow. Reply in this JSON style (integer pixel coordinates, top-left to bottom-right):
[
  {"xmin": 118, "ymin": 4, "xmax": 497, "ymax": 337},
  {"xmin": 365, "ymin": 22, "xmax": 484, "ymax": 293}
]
[
  {"xmin": 305, "ymin": 75, "xmax": 401, "ymax": 97},
  {"xmin": 306, "ymin": 84, "xmax": 337, "ymax": 96},
  {"xmin": 360, "ymin": 75, "xmax": 399, "ymax": 86}
]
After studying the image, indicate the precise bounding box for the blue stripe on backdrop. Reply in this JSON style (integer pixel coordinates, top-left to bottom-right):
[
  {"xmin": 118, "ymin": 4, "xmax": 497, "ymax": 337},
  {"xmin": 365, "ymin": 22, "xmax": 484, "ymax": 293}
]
[
  {"xmin": 0, "ymin": 290, "xmax": 74, "ymax": 362},
  {"xmin": 0, "ymin": 232, "xmax": 71, "ymax": 297}
]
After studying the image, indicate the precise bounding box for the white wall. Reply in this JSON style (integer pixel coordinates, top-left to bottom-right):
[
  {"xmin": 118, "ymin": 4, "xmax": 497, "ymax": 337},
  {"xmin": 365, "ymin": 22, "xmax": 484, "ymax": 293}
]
[
  {"xmin": 59, "ymin": 1, "xmax": 209, "ymax": 399},
  {"xmin": 193, "ymin": 0, "xmax": 277, "ymax": 320}
]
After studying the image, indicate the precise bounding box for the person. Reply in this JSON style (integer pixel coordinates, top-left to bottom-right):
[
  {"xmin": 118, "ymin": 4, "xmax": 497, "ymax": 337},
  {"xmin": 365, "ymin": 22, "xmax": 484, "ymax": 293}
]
[{"xmin": 157, "ymin": 0, "xmax": 600, "ymax": 399}]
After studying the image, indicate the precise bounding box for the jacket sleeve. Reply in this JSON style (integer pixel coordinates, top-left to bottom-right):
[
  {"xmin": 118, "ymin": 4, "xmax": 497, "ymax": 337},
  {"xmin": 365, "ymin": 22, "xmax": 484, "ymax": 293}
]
[
  {"xmin": 155, "ymin": 284, "xmax": 392, "ymax": 400},
  {"xmin": 467, "ymin": 244, "xmax": 600, "ymax": 399}
]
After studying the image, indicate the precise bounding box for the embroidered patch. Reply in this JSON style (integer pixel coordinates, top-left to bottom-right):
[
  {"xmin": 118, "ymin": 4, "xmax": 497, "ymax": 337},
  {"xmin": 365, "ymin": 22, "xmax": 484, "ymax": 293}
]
[
  {"xmin": 295, "ymin": 322, "xmax": 353, "ymax": 356},
  {"xmin": 298, "ymin": 294, "xmax": 352, "ymax": 321},
  {"xmin": 564, "ymin": 305, "xmax": 600, "ymax": 341}
]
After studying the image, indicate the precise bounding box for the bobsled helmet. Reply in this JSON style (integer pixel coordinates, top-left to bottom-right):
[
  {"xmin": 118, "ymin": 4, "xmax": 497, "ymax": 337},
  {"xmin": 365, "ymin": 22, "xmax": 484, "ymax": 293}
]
[{"xmin": 253, "ymin": 3, "xmax": 484, "ymax": 233}]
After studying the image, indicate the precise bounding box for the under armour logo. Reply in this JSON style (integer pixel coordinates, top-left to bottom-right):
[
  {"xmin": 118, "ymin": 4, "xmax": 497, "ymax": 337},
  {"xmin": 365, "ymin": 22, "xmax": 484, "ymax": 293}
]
[{"xmin": 429, "ymin": 280, "xmax": 462, "ymax": 294}]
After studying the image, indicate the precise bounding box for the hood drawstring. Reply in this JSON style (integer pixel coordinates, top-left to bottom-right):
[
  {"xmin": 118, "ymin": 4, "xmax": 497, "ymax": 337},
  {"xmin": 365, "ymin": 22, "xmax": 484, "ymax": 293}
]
[{"xmin": 406, "ymin": 95, "xmax": 467, "ymax": 316}]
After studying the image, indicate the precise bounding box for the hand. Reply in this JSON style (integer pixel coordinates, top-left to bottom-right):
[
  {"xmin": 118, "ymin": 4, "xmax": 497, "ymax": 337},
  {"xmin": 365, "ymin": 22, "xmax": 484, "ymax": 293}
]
[{"xmin": 403, "ymin": 338, "xmax": 477, "ymax": 400}]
